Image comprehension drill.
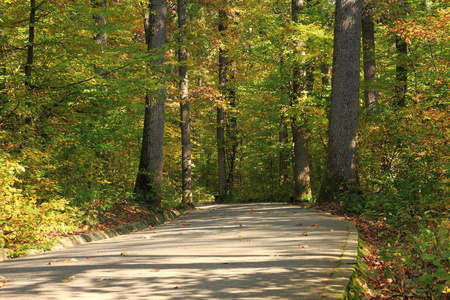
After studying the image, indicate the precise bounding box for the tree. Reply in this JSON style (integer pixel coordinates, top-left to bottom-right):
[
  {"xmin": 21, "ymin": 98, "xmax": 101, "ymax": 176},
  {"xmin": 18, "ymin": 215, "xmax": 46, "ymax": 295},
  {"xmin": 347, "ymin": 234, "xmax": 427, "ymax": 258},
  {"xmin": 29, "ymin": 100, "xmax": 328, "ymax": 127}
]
[
  {"xmin": 216, "ymin": 8, "xmax": 228, "ymax": 202},
  {"xmin": 278, "ymin": 111, "xmax": 289, "ymax": 187},
  {"xmin": 92, "ymin": 0, "xmax": 107, "ymax": 79},
  {"xmin": 178, "ymin": 0, "xmax": 193, "ymax": 207},
  {"xmin": 134, "ymin": 0, "xmax": 167, "ymax": 209},
  {"xmin": 291, "ymin": 0, "xmax": 311, "ymax": 201},
  {"xmin": 317, "ymin": 0, "xmax": 363, "ymax": 203},
  {"xmin": 394, "ymin": 35, "xmax": 408, "ymax": 107},
  {"xmin": 24, "ymin": 0, "xmax": 41, "ymax": 124},
  {"xmin": 362, "ymin": 0, "xmax": 377, "ymax": 109},
  {"xmin": 0, "ymin": 7, "xmax": 6, "ymax": 102}
]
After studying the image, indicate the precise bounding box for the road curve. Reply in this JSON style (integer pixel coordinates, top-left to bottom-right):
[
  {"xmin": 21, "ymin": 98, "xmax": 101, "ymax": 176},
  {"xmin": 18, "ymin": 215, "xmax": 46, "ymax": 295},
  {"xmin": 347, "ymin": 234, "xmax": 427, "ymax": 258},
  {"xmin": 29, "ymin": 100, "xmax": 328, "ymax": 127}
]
[{"xmin": 0, "ymin": 203, "xmax": 358, "ymax": 299}]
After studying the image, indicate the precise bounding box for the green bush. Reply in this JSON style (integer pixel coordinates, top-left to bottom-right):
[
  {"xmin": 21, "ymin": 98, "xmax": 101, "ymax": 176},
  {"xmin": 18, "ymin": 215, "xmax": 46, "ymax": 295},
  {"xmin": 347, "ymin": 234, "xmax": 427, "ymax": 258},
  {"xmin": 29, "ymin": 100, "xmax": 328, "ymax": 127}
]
[{"xmin": 0, "ymin": 152, "xmax": 82, "ymax": 257}]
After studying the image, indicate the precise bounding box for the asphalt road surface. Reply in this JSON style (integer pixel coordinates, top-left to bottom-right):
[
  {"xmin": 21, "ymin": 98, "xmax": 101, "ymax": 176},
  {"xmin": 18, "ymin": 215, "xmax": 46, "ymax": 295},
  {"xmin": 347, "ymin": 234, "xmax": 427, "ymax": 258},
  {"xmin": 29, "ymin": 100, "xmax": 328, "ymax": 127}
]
[{"xmin": 0, "ymin": 203, "xmax": 358, "ymax": 299}]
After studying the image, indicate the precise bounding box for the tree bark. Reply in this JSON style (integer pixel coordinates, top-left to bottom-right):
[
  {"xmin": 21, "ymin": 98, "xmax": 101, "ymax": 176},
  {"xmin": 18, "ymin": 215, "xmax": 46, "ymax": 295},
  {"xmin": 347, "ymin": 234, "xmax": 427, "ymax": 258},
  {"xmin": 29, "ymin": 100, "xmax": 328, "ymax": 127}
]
[
  {"xmin": 0, "ymin": 8, "xmax": 6, "ymax": 99},
  {"xmin": 178, "ymin": 0, "xmax": 193, "ymax": 207},
  {"xmin": 291, "ymin": 0, "xmax": 311, "ymax": 201},
  {"xmin": 92, "ymin": 0, "xmax": 107, "ymax": 79},
  {"xmin": 226, "ymin": 65, "xmax": 238, "ymax": 192},
  {"xmin": 279, "ymin": 112, "xmax": 289, "ymax": 186},
  {"xmin": 24, "ymin": 0, "xmax": 40, "ymax": 124},
  {"xmin": 394, "ymin": 35, "xmax": 408, "ymax": 107},
  {"xmin": 362, "ymin": 1, "xmax": 377, "ymax": 110},
  {"xmin": 25, "ymin": 0, "xmax": 37, "ymax": 90},
  {"xmin": 216, "ymin": 8, "xmax": 227, "ymax": 202},
  {"xmin": 134, "ymin": 0, "xmax": 167, "ymax": 209},
  {"xmin": 317, "ymin": 0, "xmax": 363, "ymax": 203}
]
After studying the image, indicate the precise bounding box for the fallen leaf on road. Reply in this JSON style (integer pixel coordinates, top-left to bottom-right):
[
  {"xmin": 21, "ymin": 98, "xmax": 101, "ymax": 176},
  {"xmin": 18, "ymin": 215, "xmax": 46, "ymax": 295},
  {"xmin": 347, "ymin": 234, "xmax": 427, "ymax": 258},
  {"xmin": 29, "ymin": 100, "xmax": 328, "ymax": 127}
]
[
  {"xmin": 0, "ymin": 280, "xmax": 7, "ymax": 288},
  {"xmin": 296, "ymin": 223, "xmax": 304, "ymax": 226},
  {"xmin": 302, "ymin": 231, "xmax": 308, "ymax": 236},
  {"xmin": 270, "ymin": 255, "xmax": 279, "ymax": 257},
  {"xmin": 120, "ymin": 252, "xmax": 129, "ymax": 256},
  {"xmin": 100, "ymin": 278, "xmax": 112, "ymax": 281},
  {"xmin": 299, "ymin": 245, "xmax": 309, "ymax": 248},
  {"xmin": 174, "ymin": 286, "xmax": 179, "ymax": 289},
  {"xmin": 65, "ymin": 258, "xmax": 78, "ymax": 263},
  {"xmin": 86, "ymin": 256, "xmax": 92, "ymax": 259},
  {"xmin": 142, "ymin": 236, "xmax": 151, "ymax": 239},
  {"xmin": 311, "ymin": 224, "xmax": 318, "ymax": 227},
  {"xmin": 150, "ymin": 269, "xmax": 159, "ymax": 272},
  {"xmin": 252, "ymin": 228, "xmax": 259, "ymax": 230},
  {"xmin": 149, "ymin": 226, "xmax": 155, "ymax": 230},
  {"xmin": 238, "ymin": 235, "xmax": 244, "ymax": 237},
  {"xmin": 10, "ymin": 270, "xmax": 18, "ymax": 272},
  {"xmin": 62, "ymin": 276, "xmax": 75, "ymax": 283},
  {"xmin": 180, "ymin": 224, "xmax": 190, "ymax": 226}
]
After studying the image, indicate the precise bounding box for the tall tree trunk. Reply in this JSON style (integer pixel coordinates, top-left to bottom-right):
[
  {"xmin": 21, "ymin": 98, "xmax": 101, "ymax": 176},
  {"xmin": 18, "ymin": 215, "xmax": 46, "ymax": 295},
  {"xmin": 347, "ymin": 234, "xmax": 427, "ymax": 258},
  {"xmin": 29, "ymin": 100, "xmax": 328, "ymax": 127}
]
[
  {"xmin": 226, "ymin": 65, "xmax": 238, "ymax": 192},
  {"xmin": 291, "ymin": 0, "xmax": 311, "ymax": 201},
  {"xmin": 279, "ymin": 112, "xmax": 289, "ymax": 187},
  {"xmin": 134, "ymin": 0, "xmax": 167, "ymax": 209},
  {"xmin": 216, "ymin": 8, "xmax": 227, "ymax": 202},
  {"xmin": 317, "ymin": 0, "xmax": 363, "ymax": 203},
  {"xmin": 0, "ymin": 8, "xmax": 6, "ymax": 102},
  {"xmin": 24, "ymin": 0, "xmax": 38, "ymax": 124},
  {"xmin": 25, "ymin": 0, "xmax": 36, "ymax": 90},
  {"xmin": 178, "ymin": 0, "xmax": 193, "ymax": 207},
  {"xmin": 92, "ymin": 0, "xmax": 107, "ymax": 79},
  {"xmin": 394, "ymin": 35, "xmax": 408, "ymax": 107},
  {"xmin": 392, "ymin": 0, "xmax": 408, "ymax": 107},
  {"xmin": 362, "ymin": 1, "xmax": 377, "ymax": 110}
]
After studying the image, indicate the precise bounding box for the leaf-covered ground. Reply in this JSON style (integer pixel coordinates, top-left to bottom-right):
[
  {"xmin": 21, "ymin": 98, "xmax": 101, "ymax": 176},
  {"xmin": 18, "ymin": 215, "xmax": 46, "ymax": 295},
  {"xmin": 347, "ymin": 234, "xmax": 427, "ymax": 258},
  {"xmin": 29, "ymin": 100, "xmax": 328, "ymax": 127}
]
[
  {"xmin": 67, "ymin": 201, "xmax": 158, "ymax": 236},
  {"xmin": 313, "ymin": 202, "xmax": 449, "ymax": 300}
]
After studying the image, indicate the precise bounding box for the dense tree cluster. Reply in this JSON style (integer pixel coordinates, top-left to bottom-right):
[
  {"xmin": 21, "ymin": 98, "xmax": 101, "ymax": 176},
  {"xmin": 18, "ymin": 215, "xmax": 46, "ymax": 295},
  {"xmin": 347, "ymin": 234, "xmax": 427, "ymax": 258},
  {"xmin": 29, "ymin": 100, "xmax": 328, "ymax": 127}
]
[{"xmin": 1, "ymin": 0, "xmax": 449, "ymax": 297}]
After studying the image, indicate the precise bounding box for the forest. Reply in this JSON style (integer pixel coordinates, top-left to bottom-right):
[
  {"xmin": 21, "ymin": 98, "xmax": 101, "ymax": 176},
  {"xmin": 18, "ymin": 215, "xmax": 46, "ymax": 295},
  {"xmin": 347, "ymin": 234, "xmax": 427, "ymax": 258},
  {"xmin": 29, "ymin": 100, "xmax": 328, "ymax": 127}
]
[{"xmin": 0, "ymin": 0, "xmax": 449, "ymax": 298}]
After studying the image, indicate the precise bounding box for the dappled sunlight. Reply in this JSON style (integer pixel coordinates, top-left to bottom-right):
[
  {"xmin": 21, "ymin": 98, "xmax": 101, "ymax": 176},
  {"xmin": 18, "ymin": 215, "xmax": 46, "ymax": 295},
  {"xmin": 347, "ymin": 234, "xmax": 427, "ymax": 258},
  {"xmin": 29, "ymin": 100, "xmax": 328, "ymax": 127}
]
[{"xmin": 0, "ymin": 204, "xmax": 356, "ymax": 299}]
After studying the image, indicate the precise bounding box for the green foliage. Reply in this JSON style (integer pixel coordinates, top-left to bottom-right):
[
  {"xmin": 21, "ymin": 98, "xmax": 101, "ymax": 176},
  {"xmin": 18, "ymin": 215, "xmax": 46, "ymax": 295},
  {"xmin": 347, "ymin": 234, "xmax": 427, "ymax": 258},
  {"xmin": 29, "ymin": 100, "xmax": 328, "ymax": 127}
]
[
  {"xmin": 0, "ymin": 151, "xmax": 82, "ymax": 257},
  {"xmin": 359, "ymin": 106, "xmax": 449, "ymax": 228},
  {"xmin": 377, "ymin": 222, "xmax": 450, "ymax": 299},
  {"xmin": 0, "ymin": 9, "xmax": 448, "ymax": 300}
]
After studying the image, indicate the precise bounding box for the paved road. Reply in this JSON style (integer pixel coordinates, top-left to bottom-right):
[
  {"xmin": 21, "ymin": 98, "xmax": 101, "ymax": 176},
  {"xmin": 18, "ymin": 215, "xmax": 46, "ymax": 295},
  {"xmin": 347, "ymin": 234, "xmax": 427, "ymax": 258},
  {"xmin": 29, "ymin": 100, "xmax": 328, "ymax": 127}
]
[{"xmin": 0, "ymin": 203, "xmax": 358, "ymax": 299}]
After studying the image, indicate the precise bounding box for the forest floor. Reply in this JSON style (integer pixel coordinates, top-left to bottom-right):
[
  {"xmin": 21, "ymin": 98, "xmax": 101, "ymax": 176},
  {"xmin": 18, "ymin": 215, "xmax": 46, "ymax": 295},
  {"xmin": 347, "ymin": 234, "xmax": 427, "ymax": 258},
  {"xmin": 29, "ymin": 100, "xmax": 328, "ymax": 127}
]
[{"xmin": 313, "ymin": 202, "xmax": 409, "ymax": 299}]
